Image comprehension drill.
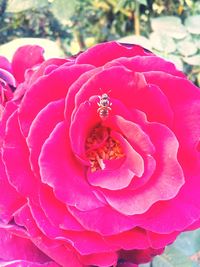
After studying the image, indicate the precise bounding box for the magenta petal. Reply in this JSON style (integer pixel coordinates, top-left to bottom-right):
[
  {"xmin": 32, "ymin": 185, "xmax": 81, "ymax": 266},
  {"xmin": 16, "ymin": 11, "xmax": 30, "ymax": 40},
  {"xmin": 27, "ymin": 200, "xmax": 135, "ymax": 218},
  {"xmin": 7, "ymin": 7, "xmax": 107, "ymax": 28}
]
[
  {"xmin": 74, "ymin": 66, "xmax": 147, "ymax": 113},
  {"xmin": 19, "ymin": 64, "xmax": 93, "ymax": 137},
  {"xmin": 102, "ymin": 123, "xmax": 185, "ymax": 215},
  {"xmin": 12, "ymin": 45, "xmax": 44, "ymax": 83},
  {"xmin": 13, "ymin": 204, "xmax": 82, "ymax": 266},
  {"xmin": 64, "ymin": 67, "xmax": 98, "ymax": 123},
  {"xmin": 70, "ymin": 98, "xmax": 100, "ymax": 161},
  {"xmin": 76, "ymin": 41, "xmax": 151, "ymax": 66},
  {"xmin": 39, "ymin": 121, "xmax": 104, "ymax": 210},
  {"xmin": 87, "ymin": 131, "xmax": 144, "ymax": 190},
  {"xmin": 0, "ymin": 227, "xmax": 50, "ymax": 263},
  {"xmin": 2, "ymin": 110, "xmax": 39, "ymax": 198},
  {"xmin": 27, "ymin": 99, "xmax": 65, "ymax": 175},
  {"xmin": 112, "ymin": 115, "xmax": 155, "ymax": 155},
  {"xmin": 68, "ymin": 206, "xmax": 140, "ymax": 235},
  {"xmin": 118, "ymin": 263, "xmax": 138, "ymax": 267},
  {"xmin": 29, "ymin": 199, "xmax": 117, "ymax": 256},
  {"xmin": 0, "ymin": 260, "xmax": 59, "ymax": 267},
  {"xmin": 106, "ymin": 228, "xmax": 150, "ymax": 250},
  {"xmin": 147, "ymin": 230, "xmax": 179, "ymax": 249},
  {"xmin": 39, "ymin": 184, "xmax": 84, "ymax": 231},
  {"xmin": 81, "ymin": 251, "xmax": 118, "ymax": 267},
  {"xmin": 28, "ymin": 58, "xmax": 69, "ymax": 86},
  {"xmin": 106, "ymin": 55, "xmax": 185, "ymax": 78},
  {"xmin": 0, "ymin": 152, "xmax": 25, "ymax": 223},
  {"xmin": 0, "ymin": 55, "xmax": 12, "ymax": 72},
  {"xmin": 0, "ymin": 68, "xmax": 16, "ymax": 87}
]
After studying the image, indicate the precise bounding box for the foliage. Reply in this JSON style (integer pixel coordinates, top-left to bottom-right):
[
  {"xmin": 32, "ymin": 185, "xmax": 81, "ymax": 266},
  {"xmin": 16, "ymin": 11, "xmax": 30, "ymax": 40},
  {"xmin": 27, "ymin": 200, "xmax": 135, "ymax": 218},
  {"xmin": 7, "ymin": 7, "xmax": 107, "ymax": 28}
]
[
  {"xmin": 140, "ymin": 229, "xmax": 200, "ymax": 267},
  {"xmin": 1, "ymin": 0, "xmax": 200, "ymax": 84},
  {"xmin": 0, "ymin": 0, "xmax": 71, "ymax": 52}
]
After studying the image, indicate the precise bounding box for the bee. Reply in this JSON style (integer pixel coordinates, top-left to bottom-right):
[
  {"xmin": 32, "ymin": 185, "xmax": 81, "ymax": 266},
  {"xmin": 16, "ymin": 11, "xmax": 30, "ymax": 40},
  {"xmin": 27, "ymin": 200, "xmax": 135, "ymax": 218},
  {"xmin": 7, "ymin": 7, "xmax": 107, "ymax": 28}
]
[{"xmin": 97, "ymin": 91, "xmax": 112, "ymax": 120}]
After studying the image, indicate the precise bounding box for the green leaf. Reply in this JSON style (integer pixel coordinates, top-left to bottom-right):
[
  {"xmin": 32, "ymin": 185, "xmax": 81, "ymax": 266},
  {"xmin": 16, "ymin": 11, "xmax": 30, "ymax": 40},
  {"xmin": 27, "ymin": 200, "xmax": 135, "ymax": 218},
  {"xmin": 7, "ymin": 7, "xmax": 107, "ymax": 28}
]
[
  {"xmin": 149, "ymin": 32, "xmax": 176, "ymax": 53},
  {"xmin": 136, "ymin": 0, "xmax": 147, "ymax": 6},
  {"xmin": 50, "ymin": 0, "xmax": 77, "ymax": 25},
  {"xmin": 185, "ymin": 15, "xmax": 200, "ymax": 35},
  {"xmin": 165, "ymin": 54, "xmax": 184, "ymax": 71},
  {"xmin": 152, "ymin": 247, "xmax": 193, "ymax": 267},
  {"xmin": 183, "ymin": 55, "xmax": 200, "ymax": 66},
  {"xmin": 151, "ymin": 16, "xmax": 188, "ymax": 39},
  {"xmin": 118, "ymin": 35, "xmax": 152, "ymax": 50},
  {"xmin": 0, "ymin": 38, "xmax": 64, "ymax": 61},
  {"xmin": 172, "ymin": 229, "xmax": 200, "ymax": 256},
  {"xmin": 6, "ymin": 0, "xmax": 48, "ymax": 13},
  {"xmin": 177, "ymin": 40, "xmax": 198, "ymax": 56}
]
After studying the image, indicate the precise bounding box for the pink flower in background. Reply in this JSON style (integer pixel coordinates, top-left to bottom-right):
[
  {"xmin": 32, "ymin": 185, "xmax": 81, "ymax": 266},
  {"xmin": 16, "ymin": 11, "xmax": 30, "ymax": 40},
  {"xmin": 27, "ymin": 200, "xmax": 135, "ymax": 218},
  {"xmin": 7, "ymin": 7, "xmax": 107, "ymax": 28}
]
[{"xmin": 0, "ymin": 41, "xmax": 200, "ymax": 266}]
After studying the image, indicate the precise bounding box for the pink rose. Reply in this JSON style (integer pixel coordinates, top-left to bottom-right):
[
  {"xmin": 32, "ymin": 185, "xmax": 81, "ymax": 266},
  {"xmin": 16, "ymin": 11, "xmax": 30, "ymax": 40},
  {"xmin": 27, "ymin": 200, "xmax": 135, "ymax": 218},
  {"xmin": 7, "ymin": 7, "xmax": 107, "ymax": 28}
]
[{"xmin": 0, "ymin": 41, "xmax": 200, "ymax": 267}]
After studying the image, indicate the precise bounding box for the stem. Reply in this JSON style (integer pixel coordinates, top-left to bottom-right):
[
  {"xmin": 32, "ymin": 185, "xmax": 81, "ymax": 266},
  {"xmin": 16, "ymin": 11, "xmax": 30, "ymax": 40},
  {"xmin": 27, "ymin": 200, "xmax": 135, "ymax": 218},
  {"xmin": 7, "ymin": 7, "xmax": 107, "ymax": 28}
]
[
  {"xmin": 134, "ymin": 2, "xmax": 140, "ymax": 36},
  {"xmin": 74, "ymin": 29, "xmax": 86, "ymax": 51}
]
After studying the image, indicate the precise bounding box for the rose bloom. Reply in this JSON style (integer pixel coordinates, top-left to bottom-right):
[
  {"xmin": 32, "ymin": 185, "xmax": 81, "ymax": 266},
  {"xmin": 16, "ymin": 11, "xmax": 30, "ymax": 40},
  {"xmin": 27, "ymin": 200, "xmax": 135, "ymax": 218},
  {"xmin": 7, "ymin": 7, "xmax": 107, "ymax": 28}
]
[{"xmin": 0, "ymin": 41, "xmax": 200, "ymax": 267}]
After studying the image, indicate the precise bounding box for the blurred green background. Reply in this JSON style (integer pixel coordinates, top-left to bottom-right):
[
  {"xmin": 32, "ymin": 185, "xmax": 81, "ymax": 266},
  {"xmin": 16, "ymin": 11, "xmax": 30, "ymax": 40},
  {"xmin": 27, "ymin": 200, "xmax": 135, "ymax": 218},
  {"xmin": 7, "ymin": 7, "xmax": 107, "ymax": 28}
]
[
  {"xmin": 0, "ymin": 0, "xmax": 200, "ymax": 86},
  {"xmin": 0, "ymin": 1, "xmax": 200, "ymax": 266}
]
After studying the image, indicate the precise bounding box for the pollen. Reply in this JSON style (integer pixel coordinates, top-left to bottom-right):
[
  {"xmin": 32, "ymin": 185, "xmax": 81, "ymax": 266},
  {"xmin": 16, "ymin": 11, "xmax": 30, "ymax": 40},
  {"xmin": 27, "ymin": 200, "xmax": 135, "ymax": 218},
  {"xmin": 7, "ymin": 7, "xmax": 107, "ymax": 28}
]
[{"xmin": 85, "ymin": 124, "xmax": 124, "ymax": 172}]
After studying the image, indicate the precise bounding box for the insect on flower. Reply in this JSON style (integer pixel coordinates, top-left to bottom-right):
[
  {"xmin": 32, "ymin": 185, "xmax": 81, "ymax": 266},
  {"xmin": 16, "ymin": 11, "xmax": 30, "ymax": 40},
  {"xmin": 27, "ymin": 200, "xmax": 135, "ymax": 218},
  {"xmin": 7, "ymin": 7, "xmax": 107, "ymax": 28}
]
[{"xmin": 97, "ymin": 90, "xmax": 112, "ymax": 120}]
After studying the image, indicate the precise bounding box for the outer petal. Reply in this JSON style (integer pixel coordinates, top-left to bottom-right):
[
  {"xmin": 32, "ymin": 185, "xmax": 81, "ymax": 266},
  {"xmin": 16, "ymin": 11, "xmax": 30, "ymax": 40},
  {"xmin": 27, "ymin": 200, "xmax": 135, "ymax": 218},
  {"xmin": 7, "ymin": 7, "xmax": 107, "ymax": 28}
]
[
  {"xmin": 68, "ymin": 205, "xmax": 140, "ymax": 235},
  {"xmin": 38, "ymin": 184, "xmax": 84, "ymax": 231},
  {"xmin": 2, "ymin": 110, "xmax": 39, "ymax": 199},
  {"xmin": 0, "ymin": 227, "xmax": 50, "ymax": 263},
  {"xmin": 0, "ymin": 260, "xmax": 59, "ymax": 267},
  {"xmin": 14, "ymin": 204, "xmax": 83, "ymax": 267},
  {"xmin": 27, "ymin": 99, "xmax": 65, "ymax": 175},
  {"xmin": 76, "ymin": 41, "xmax": 151, "ymax": 66},
  {"xmin": 0, "ymin": 152, "xmax": 25, "ymax": 223},
  {"xmin": 19, "ymin": 64, "xmax": 94, "ymax": 136},
  {"xmin": 105, "ymin": 55, "xmax": 185, "ymax": 78},
  {"xmin": 0, "ymin": 55, "xmax": 12, "ymax": 72},
  {"xmin": 12, "ymin": 45, "xmax": 45, "ymax": 83}
]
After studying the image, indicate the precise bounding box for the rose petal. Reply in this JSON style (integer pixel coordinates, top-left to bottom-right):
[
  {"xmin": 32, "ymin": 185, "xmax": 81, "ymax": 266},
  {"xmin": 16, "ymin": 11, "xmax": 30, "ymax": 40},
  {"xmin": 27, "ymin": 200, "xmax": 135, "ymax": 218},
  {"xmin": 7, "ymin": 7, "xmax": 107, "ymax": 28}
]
[
  {"xmin": 39, "ymin": 184, "xmax": 84, "ymax": 231},
  {"xmin": 0, "ymin": 260, "xmax": 59, "ymax": 267},
  {"xmin": 28, "ymin": 58, "xmax": 70, "ymax": 86},
  {"xmin": 39, "ymin": 121, "xmax": 104, "ymax": 210},
  {"xmin": 87, "ymin": 131, "xmax": 144, "ymax": 190},
  {"xmin": 81, "ymin": 251, "xmax": 118, "ymax": 266},
  {"xmin": 64, "ymin": 67, "xmax": 99, "ymax": 123},
  {"xmin": 27, "ymin": 99, "xmax": 65, "ymax": 175},
  {"xmin": 106, "ymin": 228, "xmax": 150, "ymax": 250},
  {"xmin": 76, "ymin": 41, "xmax": 151, "ymax": 66},
  {"xmin": 0, "ymin": 68, "xmax": 16, "ymax": 87},
  {"xmin": 68, "ymin": 205, "xmax": 140, "ymax": 235},
  {"xmin": 147, "ymin": 230, "xmax": 179, "ymax": 249},
  {"xmin": 12, "ymin": 45, "xmax": 44, "ymax": 83},
  {"xmin": 74, "ymin": 66, "xmax": 147, "ymax": 113},
  {"xmin": 0, "ymin": 56, "xmax": 12, "ymax": 72},
  {"xmin": 144, "ymin": 72, "xmax": 200, "ymax": 156},
  {"xmin": 3, "ymin": 110, "xmax": 39, "ymax": 199},
  {"xmin": 105, "ymin": 55, "xmax": 185, "ymax": 78},
  {"xmin": 0, "ymin": 152, "xmax": 25, "ymax": 223},
  {"xmin": 29, "ymin": 199, "xmax": 118, "ymax": 255},
  {"xmin": 102, "ymin": 123, "xmax": 185, "ymax": 215},
  {"xmin": 19, "ymin": 64, "xmax": 94, "ymax": 136},
  {"xmin": 0, "ymin": 227, "xmax": 50, "ymax": 263}
]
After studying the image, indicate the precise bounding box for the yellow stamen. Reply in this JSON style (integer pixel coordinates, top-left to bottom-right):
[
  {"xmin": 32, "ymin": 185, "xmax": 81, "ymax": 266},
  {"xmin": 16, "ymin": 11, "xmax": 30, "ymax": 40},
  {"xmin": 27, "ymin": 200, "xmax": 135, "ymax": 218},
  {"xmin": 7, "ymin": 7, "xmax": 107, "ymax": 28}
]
[{"xmin": 85, "ymin": 124, "xmax": 124, "ymax": 172}]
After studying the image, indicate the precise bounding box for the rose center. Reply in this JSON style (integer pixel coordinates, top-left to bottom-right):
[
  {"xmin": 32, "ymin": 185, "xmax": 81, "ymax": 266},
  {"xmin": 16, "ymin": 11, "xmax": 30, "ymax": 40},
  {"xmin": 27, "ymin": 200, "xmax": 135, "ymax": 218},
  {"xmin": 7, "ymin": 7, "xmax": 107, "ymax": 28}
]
[{"xmin": 85, "ymin": 124, "xmax": 124, "ymax": 172}]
